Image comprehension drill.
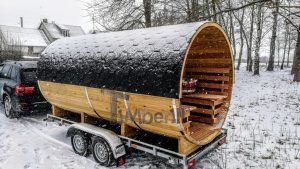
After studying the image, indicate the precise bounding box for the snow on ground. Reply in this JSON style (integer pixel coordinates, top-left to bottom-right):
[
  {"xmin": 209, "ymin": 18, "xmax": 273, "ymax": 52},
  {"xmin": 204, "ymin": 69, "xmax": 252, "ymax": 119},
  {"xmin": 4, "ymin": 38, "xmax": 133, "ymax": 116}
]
[
  {"xmin": 197, "ymin": 68, "xmax": 300, "ymax": 169},
  {"xmin": 0, "ymin": 68, "xmax": 299, "ymax": 169}
]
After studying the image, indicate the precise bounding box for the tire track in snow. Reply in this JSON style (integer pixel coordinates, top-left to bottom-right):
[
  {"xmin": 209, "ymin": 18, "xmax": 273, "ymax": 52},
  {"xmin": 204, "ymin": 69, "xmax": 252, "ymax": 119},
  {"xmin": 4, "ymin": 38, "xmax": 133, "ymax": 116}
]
[{"xmin": 19, "ymin": 118, "xmax": 105, "ymax": 169}]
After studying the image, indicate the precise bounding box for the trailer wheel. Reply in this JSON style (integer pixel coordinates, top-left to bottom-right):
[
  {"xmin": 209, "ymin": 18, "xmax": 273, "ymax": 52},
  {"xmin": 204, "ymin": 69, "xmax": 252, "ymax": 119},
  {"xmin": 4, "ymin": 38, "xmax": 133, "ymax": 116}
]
[
  {"xmin": 71, "ymin": 132, "xmax": 89, "ymax": 156},
  {"xmin": 92, "ymin": 137, "xmax": 114, "ymax": 167}
]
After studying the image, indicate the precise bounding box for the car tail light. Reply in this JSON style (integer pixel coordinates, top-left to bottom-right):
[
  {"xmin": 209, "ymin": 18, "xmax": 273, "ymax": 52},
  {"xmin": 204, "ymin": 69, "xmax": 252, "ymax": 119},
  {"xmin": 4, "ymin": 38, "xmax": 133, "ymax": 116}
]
[
  {"xmin": 117, "ymin": 156, "xmax": 125, "ymax": 167},
  {"xmin": 16, "ymin": 84, "xmax": 35, "ymax": 94},
  {"xmin": 187, "ymin": 159, "xmax": 196, "ymax": 168}
]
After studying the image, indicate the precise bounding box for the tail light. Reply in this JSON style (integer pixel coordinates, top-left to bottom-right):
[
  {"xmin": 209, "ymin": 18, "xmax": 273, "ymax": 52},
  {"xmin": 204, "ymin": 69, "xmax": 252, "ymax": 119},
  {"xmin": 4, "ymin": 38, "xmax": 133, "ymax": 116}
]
[
  {"xmin": 16, "ymin": 84, "xmax": 35, "ymax": 94},
  {"xmin": 218, "ymin": 137, "xmax": 226, "ymax": 145},
  {"xmin": 117, "ymin": 156, "xmax": 125, "ymax": 167},
  {"xmin": 187, "ymin": 159, "xmax": 196, "ymax": 168}
]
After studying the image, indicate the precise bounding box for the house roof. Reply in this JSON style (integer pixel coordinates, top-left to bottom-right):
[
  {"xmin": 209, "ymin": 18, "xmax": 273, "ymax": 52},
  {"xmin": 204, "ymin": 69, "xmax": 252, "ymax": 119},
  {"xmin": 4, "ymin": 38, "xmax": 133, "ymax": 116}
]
[
  {"xmin": 0, "ymin": 25, "xmax": 48, "ymax": 47},
  {"xmin": 42, "ymin": 22, "xmax": 85, "ymax": 39},
  {"xmin": 60, "ymin": 24, "xmax": 85, "ymax": 37}
]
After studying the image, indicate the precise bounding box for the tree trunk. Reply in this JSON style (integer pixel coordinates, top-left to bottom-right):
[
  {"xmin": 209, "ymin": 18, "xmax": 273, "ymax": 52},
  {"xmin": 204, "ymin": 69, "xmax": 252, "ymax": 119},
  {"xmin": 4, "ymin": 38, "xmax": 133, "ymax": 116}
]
[
  {"xmin": 143, "ymin": 0, "xmax": 152, "ymax": 28},
  {"xmin": 292, "ymin": 50, "xmax": 297, "ymax": 74},
  {"xmin": 281, "ymin": 29, "xmax": 288, "ymax": 70},
  {"xmin": 205, "ymin": 0, "xmax": 211, "ymax": 21},
  {"xmin": 254, "ymin": 4, "xmax": 263, "ymax": 75},
  {"xmin": 287, "ymin": 29, "xmax": 291, "ymax": 67},
  {"xmin": 228, "ymin": 1, "xmax": 236, "ymax": 61},
  {"xmin": 216, "ymin": 3, "xmax": 229, "ymax": 34},
  {"xmin": 248, "ymin": 6, "xmax": 255, "ymax": 72},
  {"xmin": 293, "ymin": 27, "xmax": 300, "ymax": 81},
  {"xmin": 237, "ymin": 9, "xmax": 245, "ymax": 70},
  {"xmin": 277, "ymin": 36, "xmax": 280, "ymax": 67},
  {"xmin": 212, "ymin": 0, "xmax": 217, "ymax": 22},
  {"xmin": 267, "ymin": 0, "xmax": 279, "ymax": 71}
]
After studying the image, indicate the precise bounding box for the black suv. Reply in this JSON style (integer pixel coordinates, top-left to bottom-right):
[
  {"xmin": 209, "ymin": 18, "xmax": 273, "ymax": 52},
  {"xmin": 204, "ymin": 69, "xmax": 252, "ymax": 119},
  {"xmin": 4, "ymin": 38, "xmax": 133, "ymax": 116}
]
[{"xmin": 0, "ymin": 61, "xmax": 49, "ymax": 118}]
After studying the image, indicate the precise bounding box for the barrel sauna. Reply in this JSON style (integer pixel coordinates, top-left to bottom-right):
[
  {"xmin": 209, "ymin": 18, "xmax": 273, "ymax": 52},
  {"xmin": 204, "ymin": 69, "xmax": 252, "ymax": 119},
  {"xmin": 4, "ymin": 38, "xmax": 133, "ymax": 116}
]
[{"xmin": 37, "ymin": 21, "xmax": 234, "ymax": 155}]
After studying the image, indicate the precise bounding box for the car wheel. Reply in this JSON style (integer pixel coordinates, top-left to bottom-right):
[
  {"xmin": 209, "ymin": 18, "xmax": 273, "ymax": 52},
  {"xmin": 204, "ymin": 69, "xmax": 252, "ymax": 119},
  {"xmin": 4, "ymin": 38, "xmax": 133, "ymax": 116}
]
[
  {"xmin": 71, "ymin": 131, "xmax": 89, "ymax": 156},
  {"xmin": 92, "ymin": 137, "xmax": 114, "ymax": 167},
  {"xmin": 4, "ymin": 96, "xmax": 14, "ymax": 119}
]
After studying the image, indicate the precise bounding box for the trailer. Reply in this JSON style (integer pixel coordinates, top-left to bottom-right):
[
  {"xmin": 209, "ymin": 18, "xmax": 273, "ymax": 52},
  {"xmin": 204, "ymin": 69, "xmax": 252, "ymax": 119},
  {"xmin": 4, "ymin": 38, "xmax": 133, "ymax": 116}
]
[
  {"xmin": 46, "ymin": 114, "xmax": 227, "ymax": 168},
  {"xmin": 37, "ymin": 21, "xmax": 234, "ymax": 168}
]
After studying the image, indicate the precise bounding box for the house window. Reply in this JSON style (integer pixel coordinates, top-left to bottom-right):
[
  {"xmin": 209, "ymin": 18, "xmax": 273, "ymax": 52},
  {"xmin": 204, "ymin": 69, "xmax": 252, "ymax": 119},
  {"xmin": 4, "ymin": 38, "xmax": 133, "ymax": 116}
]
[{"xmin": 62, "ymin": 30, "xmax": 70, "ymax": 37}]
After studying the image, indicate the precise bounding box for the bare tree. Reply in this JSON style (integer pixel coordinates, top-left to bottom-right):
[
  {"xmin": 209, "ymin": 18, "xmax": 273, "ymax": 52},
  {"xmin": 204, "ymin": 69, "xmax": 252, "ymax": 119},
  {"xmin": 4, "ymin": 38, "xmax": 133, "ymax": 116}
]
[
  {"xmin": 84, "ymin": 0, "xmax": 150, "ymax": 31},
  {"xmin": 248, "ymin": 6, "xmax": 255, "ymax": 72},
  {"xmin": 281, "ymin": 21, "xmax": 288, "ymax": 70},
  {"xmin": 276, "ymin": 33, "xmax": 281, "ymax": 67},
  {"xmin": 267, "ymin": 0, "xmax": 279, "ymax": 71},
  {"xmin": 254, "ymin": 4, "xmax": 263, "ymax": 75},
  {"xmin": 237, "ymin": 8, "xmax": 245, "ymax": 70},
  {"xmin": 0, "ymin": 31, "xmax": 23, "ymax": 62},
  {"xmin": 143, "ymin": 0, "xmax": 152, "ymax": 28},
  {"xmin": 228, "ymin": 0, "xmax": 236, "ymax": 61},
  {"xmin": 293, "ymin": 25, "xmax": 300, "ymax": 81}
]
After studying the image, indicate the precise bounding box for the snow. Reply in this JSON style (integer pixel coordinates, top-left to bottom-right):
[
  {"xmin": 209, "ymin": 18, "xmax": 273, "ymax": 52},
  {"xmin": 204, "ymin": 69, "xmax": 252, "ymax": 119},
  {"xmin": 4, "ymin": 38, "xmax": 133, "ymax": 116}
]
[
  {"xmin": 43, "ymin": 23, "xmax": 85, "ymax": 39},
  {"xmin": 62, "ymin": 25, "xmax": 85, "ymax": 37},
  {"xmin": 0, "ymin": 25, "xmax": 47, "ymax": 47},
  {"xmin": 0, "ymin": 66, "xmax": 299, "ymax": 168},
  {"xmin": 44, "ymin": 21, "xmax": 207, "ymax": 56}
]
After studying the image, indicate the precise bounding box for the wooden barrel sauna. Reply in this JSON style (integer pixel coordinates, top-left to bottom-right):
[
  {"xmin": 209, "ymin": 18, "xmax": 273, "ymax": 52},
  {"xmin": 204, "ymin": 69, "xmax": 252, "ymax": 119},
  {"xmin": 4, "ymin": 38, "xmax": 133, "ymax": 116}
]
[{"xmin": 37, "ymin": 21, "xmax": 234, "ymax": 155}]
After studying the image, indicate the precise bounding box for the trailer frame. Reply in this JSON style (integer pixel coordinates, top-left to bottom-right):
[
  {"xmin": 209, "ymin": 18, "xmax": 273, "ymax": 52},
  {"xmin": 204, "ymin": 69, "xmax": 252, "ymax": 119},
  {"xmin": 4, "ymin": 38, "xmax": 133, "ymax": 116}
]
[{"xmin": 46, "ymin": 114, "xmax": 227, "ymax": 169}]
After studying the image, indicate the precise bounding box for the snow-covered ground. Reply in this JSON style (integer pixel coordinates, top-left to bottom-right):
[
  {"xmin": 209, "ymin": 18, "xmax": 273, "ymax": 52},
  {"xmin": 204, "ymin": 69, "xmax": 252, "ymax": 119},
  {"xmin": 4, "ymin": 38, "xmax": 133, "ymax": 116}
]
[{"xmin": 0, "ymin": 68, "xmax": 299, "ymax": 169}]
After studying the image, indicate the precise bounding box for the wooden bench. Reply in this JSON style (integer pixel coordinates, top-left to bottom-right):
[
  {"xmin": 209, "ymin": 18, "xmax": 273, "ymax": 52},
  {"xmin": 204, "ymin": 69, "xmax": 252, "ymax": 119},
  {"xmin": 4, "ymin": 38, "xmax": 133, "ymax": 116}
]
[{"xmin": 182, "ymin": 67, "xmax": 231, "ymax": 124}]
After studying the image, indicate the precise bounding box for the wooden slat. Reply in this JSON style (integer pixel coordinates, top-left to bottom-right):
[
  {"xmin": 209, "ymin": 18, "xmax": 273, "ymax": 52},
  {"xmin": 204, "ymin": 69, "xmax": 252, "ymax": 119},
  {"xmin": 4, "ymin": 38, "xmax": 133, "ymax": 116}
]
[
  {"xmin": 187, "ymin": 58, "xmax": 232, "ymax": 64},
  {"xmin": 198, "ymin": 83, "xmax": 229, "ymax": 90},
  {"xmin": 192, "ymin": 106, "xmax": 223, "ymax": 116},
  {"xmin": 187, "ymin": 53, "xmax": 227, "ymax": 59},
  {"xmin": 185, "ymin": 67, "xmax": 230, "ymax": 74},
  {"xmin": 189, "ymin": 49, "xmax": 227, "ymax": 55},
  {"xmin": 183, "ymin": 93, "xmax": 227, "ymax": 100},
  {"xmin": 192, "ymin": 108, "xmax": 214, "ymax": 115},
  {"xmin": 180, "ymin": 105, "xmax": 197, "ymax": 111},
  {"xmin": 189, "ymin": 115, "xmax": 218, "ymax": 124},
  {"xmin": 180, "ymin": 98, "xmax": 214, "ymax": 106},
  {"xmin": 190, "ymin": 75, "xmax": 230, "ymax": 82},
  {"xmin": 206, "ymin": 91, "xmax": 229, "ymax": 96}
]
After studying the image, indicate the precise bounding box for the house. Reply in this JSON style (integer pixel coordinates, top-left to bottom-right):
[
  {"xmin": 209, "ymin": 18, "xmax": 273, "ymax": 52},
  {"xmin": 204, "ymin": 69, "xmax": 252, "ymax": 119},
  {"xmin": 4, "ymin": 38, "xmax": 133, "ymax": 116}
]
[
  {"xmin": 38, "ymin": 19, "xmax": 85, "ymax": 43},
  {"xmin": 0, "ymin": 19, "xmax": 85, "ymax": 57},
  {"xmin": 0, "ymin": 25, "xmax": 48, "ymax": 57}
]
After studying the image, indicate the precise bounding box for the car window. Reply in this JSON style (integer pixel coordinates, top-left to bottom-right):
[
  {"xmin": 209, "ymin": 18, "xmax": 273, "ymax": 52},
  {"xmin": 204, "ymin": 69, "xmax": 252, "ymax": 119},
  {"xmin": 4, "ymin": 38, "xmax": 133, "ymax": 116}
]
[
  {"xmin": 21, "ymin": 68, "xmax": 37, "ymax": 83},
  {"xmin": 0, "ymin": 65, "xmax": 11, "ymax": 78},
  {"xmin": 9, "ymin": 67, "xmax": 18, "ymax": 81},
  {"xmin": 0, "ymin": 65, "xmax": 3, "ymax": 72}
]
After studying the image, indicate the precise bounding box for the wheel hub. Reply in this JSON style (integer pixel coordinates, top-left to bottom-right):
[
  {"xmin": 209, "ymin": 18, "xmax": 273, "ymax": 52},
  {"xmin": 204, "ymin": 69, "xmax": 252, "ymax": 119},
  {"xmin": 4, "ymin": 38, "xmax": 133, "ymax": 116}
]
[
  {"xmin": 94, "ymin": 142, "xmax": 108, "ymax": 163},
  {"xmin": 73, "ymin": 135, "xmax": 85, "ymax": 153}
]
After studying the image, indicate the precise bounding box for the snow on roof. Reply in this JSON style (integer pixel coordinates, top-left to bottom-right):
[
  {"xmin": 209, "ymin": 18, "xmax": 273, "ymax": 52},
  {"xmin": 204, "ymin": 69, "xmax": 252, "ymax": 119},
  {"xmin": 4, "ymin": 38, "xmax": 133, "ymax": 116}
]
[
  {"xmin": 43, "ymin": 23, "xmax": 85, "ymax": 39},
  {"xmin": 0, "ymin": 25, "xmax": 47, "ymax": 47},
  {"xmin": 43, "ymin": 23, "xmax": 63, "ymax": 39},
  {"xmin": 62, "ymin": 24, "xmax": 85, "ymax": 36}
]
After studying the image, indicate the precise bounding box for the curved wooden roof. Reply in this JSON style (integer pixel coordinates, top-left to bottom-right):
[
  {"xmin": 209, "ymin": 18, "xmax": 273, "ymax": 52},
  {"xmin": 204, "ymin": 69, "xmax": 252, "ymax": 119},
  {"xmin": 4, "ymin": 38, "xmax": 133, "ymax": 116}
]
[{"xmin": 37, "ymin": 21, "xmax": 229, "ymax": 98}]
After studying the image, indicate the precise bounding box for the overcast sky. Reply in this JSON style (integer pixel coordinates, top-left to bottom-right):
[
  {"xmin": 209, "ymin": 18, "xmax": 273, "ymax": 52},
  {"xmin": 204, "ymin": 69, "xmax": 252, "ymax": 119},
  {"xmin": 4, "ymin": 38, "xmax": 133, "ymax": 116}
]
[{"xmin": 0, "ymin": 0, "xmax": 92, "ymax": 33}]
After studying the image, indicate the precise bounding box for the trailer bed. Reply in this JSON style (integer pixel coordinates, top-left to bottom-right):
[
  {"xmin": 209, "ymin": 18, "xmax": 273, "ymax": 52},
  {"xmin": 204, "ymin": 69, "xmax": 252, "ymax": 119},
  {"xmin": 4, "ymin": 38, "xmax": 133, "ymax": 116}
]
[{"xmin": 46, "ymin": 114, "xmax": 227, "ymax": 169}]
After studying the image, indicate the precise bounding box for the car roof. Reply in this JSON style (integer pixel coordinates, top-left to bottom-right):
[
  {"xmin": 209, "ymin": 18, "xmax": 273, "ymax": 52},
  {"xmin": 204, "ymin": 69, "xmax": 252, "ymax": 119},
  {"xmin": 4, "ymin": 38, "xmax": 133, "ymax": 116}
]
[{"xmin": 2, "ymin": 61, "xmax": 37, "ymax": 69}]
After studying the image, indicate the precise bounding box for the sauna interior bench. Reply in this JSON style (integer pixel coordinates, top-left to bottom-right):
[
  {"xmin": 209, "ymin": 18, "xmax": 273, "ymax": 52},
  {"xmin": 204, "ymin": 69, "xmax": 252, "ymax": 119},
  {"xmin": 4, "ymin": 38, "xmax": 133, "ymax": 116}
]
[{"xmin": 183, "ymin": 93, "xmax": 227, "ymax": 101}]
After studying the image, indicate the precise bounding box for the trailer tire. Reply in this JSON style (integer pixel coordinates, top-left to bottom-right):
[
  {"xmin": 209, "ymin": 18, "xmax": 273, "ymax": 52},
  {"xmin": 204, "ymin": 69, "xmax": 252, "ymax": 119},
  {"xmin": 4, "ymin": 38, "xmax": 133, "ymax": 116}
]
[
  {"xmin": 92, "ymin": 137, "xmax": 114, "ymax": 167},
  {"xmin": 71, "ymin": 131, "xmax": 89, "ymax": 156}
]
